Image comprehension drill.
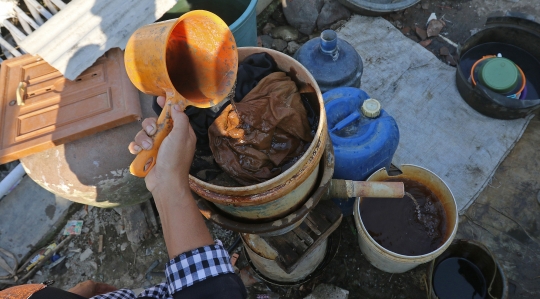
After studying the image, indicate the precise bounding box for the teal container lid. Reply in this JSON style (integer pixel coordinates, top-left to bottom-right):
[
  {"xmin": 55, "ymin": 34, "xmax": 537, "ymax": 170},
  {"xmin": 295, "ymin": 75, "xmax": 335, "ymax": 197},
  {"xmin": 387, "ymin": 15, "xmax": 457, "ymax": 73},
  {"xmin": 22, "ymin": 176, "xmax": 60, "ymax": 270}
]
[{"xmin": 479, "ymin": 58, "xmax": 519, "ymax": 93}]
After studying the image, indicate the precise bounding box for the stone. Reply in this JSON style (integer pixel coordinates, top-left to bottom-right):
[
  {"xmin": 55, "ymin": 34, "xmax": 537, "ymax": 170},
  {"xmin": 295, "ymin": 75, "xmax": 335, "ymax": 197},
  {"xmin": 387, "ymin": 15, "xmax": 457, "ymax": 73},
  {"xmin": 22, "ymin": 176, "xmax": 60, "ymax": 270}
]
[
  {"xmin": 260, "ymin": 35, "xmax": 274, "ymax": 48},
  {"xmin": 272, "ymin": 38, "xmax": 288, "ymax": 52},
  {"xmin": 287, "ymin": 41, "xmax": 301, "ymax": 55},
  {"xmin": 304, "ymin": 284, "xmax": 349, "ymax": 299},
  {"xmin": 283, "ymin": 0, "xmax": 324, "ymax": 35},
  {"xmin": 120, "ymin": 204, "xmax": 150, "ymax": 252},
  {"xmin": 401, "ymin": 27, "xmax": 411, "ymax": 35},
  {"xmin": 270, "ymin": 25, "xmax": 300, "ymax": 42},
  {"xmin": 121, "ymin": 242, "xmax": 128, "ymax": 251},
  {"xmin": 262, "ymin": 22, "xmax": 275, "ymax": 35},
  {"xmin": 0, "ymin": 176, "xmax": 76, "ymax": 277},
  {"xmin": 330, "ymin": 20, "xmax": 347, "ymax": 31},
  {"xmin": 316, "ymin": 0, "xmax": 351, "ymax": 31},
  {"xmin": 309, "ymin": 32, "xmax": 320, "ymax": 40},
  {"xmin": 427, "ymin": 19, "xmax": 445, "ymax": 37},
  {"xmin": 80, "ymin": 248, "xmax": 93, "ymax": 262},
  {"xmin": 297, "ymin": 34, "xmax": 310, "ymax": 44},
  {"xmin": 416, "ymin": 27, "xmax": 428, "ymax": 40},
  {"xmin": 89, "ymin": 261, "xmax": 98, "ymax": 270},
  {"xmin": 394, "ymin": 20, "xmax": 403, "ymax": 29},
  {"xmin": 408, "ymin": 35, "xmax": 420, "ymax": 43},
  {"xmin": 389, "ymin": 13, "xmax": 402, "ymax": 21},
  {"xmin": 439, "ymin": 46, "xmax": 450, "ymax": 56},
  {"xmin": 447, "ymin": 55, "xmax": 458, "ymax": 66},
  {"xmin": 93, "ymin": 220, "xmax": 100, "ymax": 234},
  {"xmin": 271, "ymin": 5, "xmax": 287, "ymax": 24},
  {"xmin": 421, "ymin": 1, "xmax": 430, "ymax": 10},
  {"xmin": 420, "ymin": 39, "xmax": 432, "ymax": 47}
]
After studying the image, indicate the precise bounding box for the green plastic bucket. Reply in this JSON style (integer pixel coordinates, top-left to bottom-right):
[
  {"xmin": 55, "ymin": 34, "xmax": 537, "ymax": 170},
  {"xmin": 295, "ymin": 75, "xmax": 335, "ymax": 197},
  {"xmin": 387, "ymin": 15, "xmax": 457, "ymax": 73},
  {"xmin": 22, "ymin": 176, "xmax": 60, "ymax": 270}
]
[{"xmin": 159, "ymin": 0, "xmax": 258, "ymax": 47}]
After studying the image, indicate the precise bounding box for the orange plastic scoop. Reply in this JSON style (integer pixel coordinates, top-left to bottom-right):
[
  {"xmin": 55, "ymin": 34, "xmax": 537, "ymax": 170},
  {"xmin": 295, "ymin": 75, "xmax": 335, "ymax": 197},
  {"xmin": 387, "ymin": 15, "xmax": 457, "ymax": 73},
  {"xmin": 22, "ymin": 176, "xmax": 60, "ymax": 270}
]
[{"xmin": 124, "ymin": 10, "xmax": 238, "ymax": 177}]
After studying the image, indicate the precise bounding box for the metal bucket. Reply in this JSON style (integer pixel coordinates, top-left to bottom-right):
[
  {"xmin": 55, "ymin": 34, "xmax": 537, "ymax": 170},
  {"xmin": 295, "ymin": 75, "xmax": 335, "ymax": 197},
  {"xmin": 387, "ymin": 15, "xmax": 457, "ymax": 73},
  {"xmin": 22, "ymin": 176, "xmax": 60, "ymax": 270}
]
[
  {"xmin": 196, "ymin": 138, "xmax": 334, "ymax": 236},
  {"xmin": 427, "ymin": 239, "xmax": 508, "ymax": 299},
  {"xmin": 190, "ymin": 47, "xmax": 328, "ymax": 221},
  {"xmin": 353, "ymin": 164, "xmax": 459, "ymax": 273}
]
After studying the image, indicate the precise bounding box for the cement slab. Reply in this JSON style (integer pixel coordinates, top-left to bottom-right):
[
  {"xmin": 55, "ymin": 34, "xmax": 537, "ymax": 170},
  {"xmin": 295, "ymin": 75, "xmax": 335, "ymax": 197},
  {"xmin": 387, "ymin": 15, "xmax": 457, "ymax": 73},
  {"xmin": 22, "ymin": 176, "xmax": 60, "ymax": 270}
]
[{"xmin": 0, "ymin": 176, "xmax": 77, "ymax": 277}]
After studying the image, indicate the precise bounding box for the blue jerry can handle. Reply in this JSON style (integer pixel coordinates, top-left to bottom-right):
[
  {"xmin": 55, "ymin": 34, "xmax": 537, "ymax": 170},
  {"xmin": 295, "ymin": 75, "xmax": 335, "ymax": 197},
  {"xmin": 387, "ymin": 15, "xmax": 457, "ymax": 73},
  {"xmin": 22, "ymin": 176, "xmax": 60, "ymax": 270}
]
[{"xmin": 330, "ymin": 111, "xmax": 361, "ymax": 132}]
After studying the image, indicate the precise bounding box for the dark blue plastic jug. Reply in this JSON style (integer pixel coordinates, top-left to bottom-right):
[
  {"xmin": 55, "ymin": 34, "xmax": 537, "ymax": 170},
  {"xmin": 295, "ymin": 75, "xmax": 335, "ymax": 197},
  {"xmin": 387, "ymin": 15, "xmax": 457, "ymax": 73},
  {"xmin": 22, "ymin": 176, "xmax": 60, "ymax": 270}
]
[
  {"xmin": 324, "ymin": 87, "xmax": 400, "ymax": 215},
  {"xmin": 294, "ymin": 30, "xmax": 363, "ymax": 93}
]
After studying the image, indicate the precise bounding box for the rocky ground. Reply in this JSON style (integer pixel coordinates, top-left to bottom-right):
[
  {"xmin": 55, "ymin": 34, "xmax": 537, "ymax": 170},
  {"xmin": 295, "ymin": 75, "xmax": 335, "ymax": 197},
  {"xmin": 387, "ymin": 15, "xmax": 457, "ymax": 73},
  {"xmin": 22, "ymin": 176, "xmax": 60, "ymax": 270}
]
[{"xmin": 4, "ymin": 0, "xmax": 539, "ymax": 298}]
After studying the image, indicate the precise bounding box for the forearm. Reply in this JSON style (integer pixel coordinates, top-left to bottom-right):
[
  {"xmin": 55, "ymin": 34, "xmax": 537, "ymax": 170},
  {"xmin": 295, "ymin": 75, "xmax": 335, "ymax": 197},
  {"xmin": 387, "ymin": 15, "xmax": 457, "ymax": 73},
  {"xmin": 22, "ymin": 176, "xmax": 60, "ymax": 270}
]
[{"xmin": 152, "ymin": 182, "xmax": 214, "ymax": 259}]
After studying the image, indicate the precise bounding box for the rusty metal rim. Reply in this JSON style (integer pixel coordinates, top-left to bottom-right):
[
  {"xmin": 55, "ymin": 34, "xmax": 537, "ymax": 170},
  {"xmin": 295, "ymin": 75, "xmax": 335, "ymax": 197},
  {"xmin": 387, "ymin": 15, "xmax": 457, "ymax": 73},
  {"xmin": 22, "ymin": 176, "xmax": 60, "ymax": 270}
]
[
  {"xmin": 190, "ymin": 132, "xmax": 326, "ymax": 206},
  {"xmin": 189, "ymin": 47, "xmax": 327, "ymax": 202},
  {"xmin": 195, "ymin": 139, "xmax": 333, "ymax": 235},
  {"xmin": 243, "ymin": 228, "xmax": 341, "ymax": 287},
  {"xmin": 195, "ymin": 166, "xmax": 328, "ymax": 236}
]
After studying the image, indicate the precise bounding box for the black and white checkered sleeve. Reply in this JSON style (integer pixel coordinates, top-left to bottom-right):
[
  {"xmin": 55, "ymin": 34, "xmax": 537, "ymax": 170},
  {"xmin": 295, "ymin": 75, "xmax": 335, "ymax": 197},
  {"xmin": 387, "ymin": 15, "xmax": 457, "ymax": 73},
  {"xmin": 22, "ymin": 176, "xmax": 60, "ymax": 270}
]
[
  {"xmin": 138, "ymin": 282, "xmax": 170, "ymax": 298},
  {"xmin": 165, "ymin": 240, "xmax": 235, "ymax": 295}
]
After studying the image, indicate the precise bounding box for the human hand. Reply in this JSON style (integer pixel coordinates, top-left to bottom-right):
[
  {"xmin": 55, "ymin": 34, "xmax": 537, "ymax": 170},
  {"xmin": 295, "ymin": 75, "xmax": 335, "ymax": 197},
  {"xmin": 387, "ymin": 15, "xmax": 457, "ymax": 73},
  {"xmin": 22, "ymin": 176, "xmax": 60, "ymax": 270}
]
[
  {"xmin": 128, "ymin": 96, "xmax": 196, "ymax": 194},
  {"xmin": 68, "ymin": 280, "xmax": 117, "ymax": 298}
]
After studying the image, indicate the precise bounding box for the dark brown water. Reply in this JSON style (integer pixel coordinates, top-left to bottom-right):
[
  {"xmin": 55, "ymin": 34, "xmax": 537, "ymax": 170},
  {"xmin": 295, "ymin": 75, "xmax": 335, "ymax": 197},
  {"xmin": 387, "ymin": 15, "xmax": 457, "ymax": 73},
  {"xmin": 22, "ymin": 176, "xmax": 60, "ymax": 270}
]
[
  {"xmin": 433, "ymin": 257, "xmax": 487, "ymax": 299},
  {"xmin": 360, "ymin": 178, "xmax": 447, "ymax": 256}
]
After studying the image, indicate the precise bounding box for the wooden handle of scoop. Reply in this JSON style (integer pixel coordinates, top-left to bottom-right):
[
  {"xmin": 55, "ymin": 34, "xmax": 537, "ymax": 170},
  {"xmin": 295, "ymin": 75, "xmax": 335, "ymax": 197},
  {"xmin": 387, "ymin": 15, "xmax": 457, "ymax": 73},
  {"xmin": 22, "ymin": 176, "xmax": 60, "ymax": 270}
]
[
  {"xmin": 330, "ymin": 180, "xmax": 405, "ymax": 199},
  {"xmin": 130, "ymin": 95, "xmax": 186, "ymax": 178}
]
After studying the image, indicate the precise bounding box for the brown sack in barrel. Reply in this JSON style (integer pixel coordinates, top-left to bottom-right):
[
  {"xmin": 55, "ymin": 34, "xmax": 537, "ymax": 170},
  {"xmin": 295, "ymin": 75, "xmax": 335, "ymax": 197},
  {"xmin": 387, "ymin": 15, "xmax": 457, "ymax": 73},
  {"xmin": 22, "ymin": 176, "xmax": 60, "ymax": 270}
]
[{"xmin": 209, "ymin": 72, "xmax": 314, "ymax": 186}]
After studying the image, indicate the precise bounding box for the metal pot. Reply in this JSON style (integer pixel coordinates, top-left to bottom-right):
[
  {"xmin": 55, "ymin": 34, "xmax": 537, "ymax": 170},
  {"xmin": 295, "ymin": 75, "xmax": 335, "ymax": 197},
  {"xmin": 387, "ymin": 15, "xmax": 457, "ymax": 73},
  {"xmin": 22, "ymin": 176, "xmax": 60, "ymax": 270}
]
[
  {"xmin": 190, "ymin": 47, "xmax": 328, "ymax": 221},
  {"xmin": 196, "ymin": 138, "xmax": 335, "ymax": 236}
]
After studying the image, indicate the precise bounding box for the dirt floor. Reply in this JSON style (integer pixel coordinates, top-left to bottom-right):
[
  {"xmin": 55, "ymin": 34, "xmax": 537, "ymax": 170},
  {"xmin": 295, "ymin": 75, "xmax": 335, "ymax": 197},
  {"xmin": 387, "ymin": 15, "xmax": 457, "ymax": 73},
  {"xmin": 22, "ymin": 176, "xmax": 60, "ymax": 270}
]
[{"xmin": 12, "ymin": 0, "xmax": 540, "ymax": 298}]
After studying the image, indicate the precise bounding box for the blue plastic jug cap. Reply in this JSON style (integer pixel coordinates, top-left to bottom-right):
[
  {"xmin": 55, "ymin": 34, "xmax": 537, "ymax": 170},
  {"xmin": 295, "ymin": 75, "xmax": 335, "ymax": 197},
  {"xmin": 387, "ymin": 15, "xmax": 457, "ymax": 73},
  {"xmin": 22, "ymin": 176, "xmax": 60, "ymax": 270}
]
[{"xmin": 362, "ymin": 99, "xmax": 381, "ymax": 118}]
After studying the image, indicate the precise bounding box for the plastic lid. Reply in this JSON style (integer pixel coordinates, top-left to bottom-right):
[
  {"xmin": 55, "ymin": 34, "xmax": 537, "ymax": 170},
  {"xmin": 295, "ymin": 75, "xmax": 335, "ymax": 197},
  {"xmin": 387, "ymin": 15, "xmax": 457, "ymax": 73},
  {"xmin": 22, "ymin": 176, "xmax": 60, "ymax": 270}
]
[
  {"xmin": 479, "ymin": 58, "xmax": 519, "ymax": 93},
  {"xmin": 361, "ymin": 99, "xmax": 381, "ymax": 118}
]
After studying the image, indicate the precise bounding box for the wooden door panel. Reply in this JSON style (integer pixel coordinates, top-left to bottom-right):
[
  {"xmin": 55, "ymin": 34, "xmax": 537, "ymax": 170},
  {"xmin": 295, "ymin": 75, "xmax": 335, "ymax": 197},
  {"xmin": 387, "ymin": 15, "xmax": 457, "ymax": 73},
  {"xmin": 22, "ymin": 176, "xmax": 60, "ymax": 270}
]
[{"xmin": 0, "ymin": 48, "xmax": 142, "ymax": 164}]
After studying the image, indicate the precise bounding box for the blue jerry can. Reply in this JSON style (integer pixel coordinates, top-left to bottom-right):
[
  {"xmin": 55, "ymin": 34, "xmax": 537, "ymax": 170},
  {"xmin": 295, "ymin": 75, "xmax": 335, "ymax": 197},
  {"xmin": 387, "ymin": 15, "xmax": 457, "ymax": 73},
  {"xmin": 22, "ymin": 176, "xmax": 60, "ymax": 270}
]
[
  {"xmin": 324, "ymin": 87, "xmax": 400, "ymax": 215},
  {"xmin": 294, "ymin": 30, "xmax": 363, "ymax": 93}
]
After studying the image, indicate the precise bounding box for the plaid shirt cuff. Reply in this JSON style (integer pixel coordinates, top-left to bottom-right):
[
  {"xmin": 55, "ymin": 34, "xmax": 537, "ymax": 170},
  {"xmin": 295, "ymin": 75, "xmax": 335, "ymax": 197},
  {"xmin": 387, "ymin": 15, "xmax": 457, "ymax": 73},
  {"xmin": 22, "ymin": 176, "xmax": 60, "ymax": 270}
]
[{"xmin": 165, "ymin": 240, "xmax": 234, "ymax": 295}]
